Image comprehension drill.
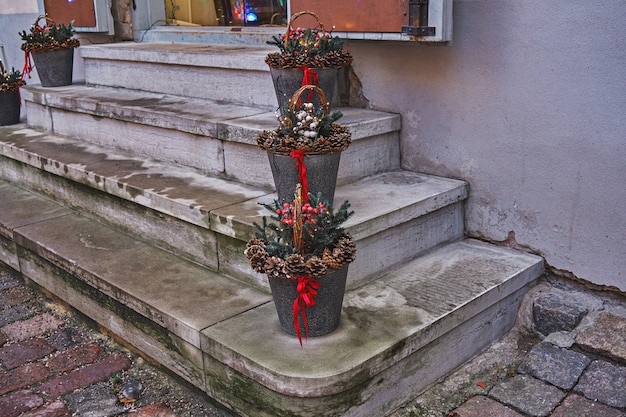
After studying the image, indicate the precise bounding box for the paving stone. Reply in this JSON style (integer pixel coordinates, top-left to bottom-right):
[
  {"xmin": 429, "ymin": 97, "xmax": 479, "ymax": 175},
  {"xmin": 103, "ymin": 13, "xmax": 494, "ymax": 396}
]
[
  {"xmin": 0, "ymin": 301, "xmax": 41, "ymax": 327},
  {"xmin": 0, "ymin": 338, "xmax": 56, "ymax": 370},
  {"xmin": 551, "ymin": 394, "xmax": 625, "ymax": 417},
  {"xmin": 0, "ymin": 273, "xmax": 20, "ymax": 290},
  {"xmin": 1, "ymin": 313, "xmax": 65, "ymax": 342},
  {"xmin": 47, "ymin": 327, "xmax": 84, "ymax": 351},
  {"xmin": 533, "ymin": 293, "xmax": 589, "ymax": 335},
  {"xmin": 63, "ymin": 383, "xmax": 125, "ymax": 417},
  {"xmin": 46, "ymin": 342, "xmax": 103, "ymax": 374},
  {"xmin": 0, "ymin": 362, "xmax": 50, "ymax": 395},
  {"xmin": 0, "ymin": 285, "xmax": 34, "ymax": 309},
  {"xmin": 489, "ymin": 375, "xmax": 566, "ymax": 417},
  {"xmin": 576, "ymin": 312, "xmax": 626, "ymax": 363},
  {"xmin": 575, "ymin": 360, "xmax": 626, "ymax": 408},
  {"xmin": 19, "ymin": 400, "xmax": 71, "ymax": 417},
  {"xmin": 130, "ymin": 402, "xmax": 181, "ymax": 417},
  {"xmin": 451, "ymin": 395, "xmax": 524, "ymax": 417},
  {"xmin": 518, "ymin": 342, "xmax": 591, "ymax": 389},
  {"xmin": 40, "ymin": 353, "xmax": 131, "ymax": 397},
  {"xmin": 0, "ymin": 389, "xmax": 44, "ymax": 417}
]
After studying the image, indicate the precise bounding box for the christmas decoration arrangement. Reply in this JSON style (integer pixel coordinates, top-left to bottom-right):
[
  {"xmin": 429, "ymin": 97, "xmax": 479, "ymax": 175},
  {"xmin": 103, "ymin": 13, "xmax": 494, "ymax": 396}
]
[
  {"xmin": 0, "ymin": 60, "xmax": 25, "ymax": 126},
  {"xmin": 19, "ymin": 15, "xmax": 80, "ymax": 87},
  {"xmin": 0, "ymin": 61, "xmax": 24, "ymax": 93},
  {"xmin": 245, "ymin": 185, "xmax": 356, "ymax": 345},
  {"xmin": 265, "ymin": 10, "xmax": 353, "ymax": 70},
  {"xmin": 19, "ymin": 16, "xmax": 80, "ymax": 53},
  {"xmin": 257, "ymin": 84, "xmax": 351, "ymax": 154}
]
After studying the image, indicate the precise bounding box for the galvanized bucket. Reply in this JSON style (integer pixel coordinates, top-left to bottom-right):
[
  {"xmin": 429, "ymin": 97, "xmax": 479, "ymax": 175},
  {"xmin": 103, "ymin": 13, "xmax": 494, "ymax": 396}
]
[
  {"xmin": 267, "ymin": 151, "xmax": 341, "ymax": 205},
  {"xmin": 270, "ymin": 66, "xmax": 338, "ymax": 111},
  {"xmin": 31, "ymin": 48, "xmax": 74, "ymax": 87},
  {"xmin": 0, "ymin": 90, "xmax": 20, "ymax": 126},
  {"xmin": 268, "ymin": 265, "xmax": 348, "ymax": 339}
]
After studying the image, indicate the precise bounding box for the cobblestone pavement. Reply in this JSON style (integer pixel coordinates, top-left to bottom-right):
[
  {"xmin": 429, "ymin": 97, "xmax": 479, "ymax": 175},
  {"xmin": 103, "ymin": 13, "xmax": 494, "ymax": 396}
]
[
  {"xmin": 0, "ymin": 265, "xmax": 237, "ymax": 417},
  {"xmin": 2, "ymin": 262, "xmax": 625, "ymax": 417},
  {"xmin": 392, "ymin": 278, "xmax": 626, "ymax": 417}
]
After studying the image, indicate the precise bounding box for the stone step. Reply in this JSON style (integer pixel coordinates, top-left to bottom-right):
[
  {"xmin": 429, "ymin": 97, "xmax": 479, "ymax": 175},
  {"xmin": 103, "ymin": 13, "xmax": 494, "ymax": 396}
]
[
  {"xmin": 0, "ymin": 125, "xmax": 468, "ymax": 290},
  {"xmin": 21, "ymin": 84, "xmax": 402, "ymax": 188},
  {"xmin": 138, "ymin": 26, "xmax": 281, "ymax": 47},
  {"xmin": 0, "ymin": 181, "xmax": 544, "ymax": 415},
  {"xmin": 0, "ymin": 179, "xmax": 270, "ymax": 389},
  {"xmin": 80, "ymin": 42, "xmax": 280, "ymax": 108},
  {"xmin": 203, "ymin": 239, "xmax": 544, "ymax": 416}
]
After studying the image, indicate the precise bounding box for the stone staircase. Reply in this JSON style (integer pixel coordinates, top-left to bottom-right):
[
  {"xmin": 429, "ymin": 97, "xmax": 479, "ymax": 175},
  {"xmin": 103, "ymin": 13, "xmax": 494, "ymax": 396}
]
[{"xmin": 0, "ymin": 40, "xmax": 544, "ymax": 416}]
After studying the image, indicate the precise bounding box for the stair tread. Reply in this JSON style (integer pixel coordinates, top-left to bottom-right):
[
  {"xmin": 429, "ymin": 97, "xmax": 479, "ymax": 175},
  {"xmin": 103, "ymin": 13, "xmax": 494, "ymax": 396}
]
[
  {"xmin": 21, "ymin": 84, "xmax": 401, "ymax": 142},
  {"xmin": 214, "ymin": 171, "xmax": 468, "ymax": 241},
  {"xmin": 0, "ymin": 179, "xmax": 271, "ymax": 348},
  {"xmin": 201, "ymin": 239, "xmax": 544, "ymax": 395},
  {"xmin": 80, "ymin": 41, "xmax": 276, "ymax": 71},
  {"xmin": 0, "ymin": 125, "xmax": 467, "ymax": 240},
  {"xmin": 0, "ymin": 125, "xmax": 269, "ymax": 228}
]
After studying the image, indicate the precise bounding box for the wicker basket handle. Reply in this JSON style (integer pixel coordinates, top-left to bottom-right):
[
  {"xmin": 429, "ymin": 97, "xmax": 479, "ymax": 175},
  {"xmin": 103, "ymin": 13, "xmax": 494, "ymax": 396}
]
[
  {"xmin": 33, "ymin": 15, "xmax": 56, "ymax": 28},
  {"xmin": 285, "ymin": 11, "xmax": 326, "ymax": 41},
  {"xmin": 289, "ymin": 85, "xmax": 329, "ymax": 115}
]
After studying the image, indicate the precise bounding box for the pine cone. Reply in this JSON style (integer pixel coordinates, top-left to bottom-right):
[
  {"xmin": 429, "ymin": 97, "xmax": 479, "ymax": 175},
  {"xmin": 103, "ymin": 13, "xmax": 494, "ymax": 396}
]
[
  {"xmin": 244, "ymin": 243, "xmax": 264, "ymax": 260},
  {"xmin": 284, "ymin": 253, "xmax": 307, "ymax": 277},
  {"xmin": 249, "ymin": 251, "xmax": 268, "ymax": 273},
  {"xmin": 246, "ymin": 238, "xmax": 265, "ymax": 250},
  {"xmin": 336, "ymin": 234, "xmax": 357, "ymax": 263},
  {"xmin": 305, "ymin": 256, "xmax": 328, "ymax": 278},
  {"xmin": 322, "ymin": 248, "xmax": 343, "ymax": 270},
  {"xmin": 264, "ymin": 256, "xmax": 285, "ymax": 278}
]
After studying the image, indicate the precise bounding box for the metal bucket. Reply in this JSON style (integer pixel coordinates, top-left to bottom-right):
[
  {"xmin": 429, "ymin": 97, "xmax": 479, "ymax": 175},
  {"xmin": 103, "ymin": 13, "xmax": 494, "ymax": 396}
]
[
  {"xmin": 31, "ymin": 48, "xmax": 74, "ymax": 87},
  {"xmin": 268, "ymin": 265, "xmax": 348, "ymax": 338},
  {"xmin": 267, "ymin": 151, "xmax": 341, "ymax": 205}
]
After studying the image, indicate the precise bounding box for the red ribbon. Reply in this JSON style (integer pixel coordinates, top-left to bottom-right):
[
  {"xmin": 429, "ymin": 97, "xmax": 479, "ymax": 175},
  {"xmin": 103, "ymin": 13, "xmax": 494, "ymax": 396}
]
[
  {"xmin": 293, "ymin": 276, "xmax": 321, "ymax": 346},
  {"xmin": 297, "ymin": 66, "xmax": 319, "ymax": 105},
  {"xmin": 21, "ymin": 51, "xmax": 32, "ymax": 84},
  {"xmin": 289, "ymin": 150, "xmax": 309, "ymax": 202}
]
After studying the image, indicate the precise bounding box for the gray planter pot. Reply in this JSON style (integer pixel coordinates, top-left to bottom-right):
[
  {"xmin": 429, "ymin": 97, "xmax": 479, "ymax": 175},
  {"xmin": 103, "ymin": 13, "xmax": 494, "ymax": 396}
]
[
  {"xmin": 270, "ymin": 66, "xmax": 338, "ymax": 110},
  {"xmin": 267, "ymin": 151, "xmax": 341, "ymax": 205},
  {"xmin": 31, "ymin": 48, "xmax": 74, "ymax": 87},
  {"xmin": 268, "ymin": 265, "xmax": 348, "ymax": 339},
  {"xmin": 0, "ymin": 90, "xmax": 20, "ymax": 126}
]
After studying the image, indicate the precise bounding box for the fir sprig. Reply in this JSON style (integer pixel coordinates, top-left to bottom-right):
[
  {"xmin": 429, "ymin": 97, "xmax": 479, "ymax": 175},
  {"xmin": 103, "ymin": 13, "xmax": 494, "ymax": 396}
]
[
  {"xmin": 19, "ymin": 18, "xmax": 80, "ymax": 53},
  {"xmin": 253, "ymin": 192, "xmax": 354, "ymax": 259},
  {"xmin": 0, "ymin": 61, "xmax": 24, "ymax": 92}
]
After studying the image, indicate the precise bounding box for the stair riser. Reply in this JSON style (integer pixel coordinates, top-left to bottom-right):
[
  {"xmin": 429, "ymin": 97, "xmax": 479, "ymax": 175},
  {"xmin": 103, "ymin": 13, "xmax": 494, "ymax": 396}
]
[
  {"xmin": 0, "ymin": 156, "xmax": 220, "ymax": 272},
  {"xmin": 84, "ymin": 58, "xmax": 277, "ymax": 108},
  {"xmin": 217, "ymin": 202, "xmax": 465, "ymax": 290},
  {"xmin": 25, "ymin": 102, "xmax": 400, "ymax": 188},
  {"xmin": 0, "ymin": 152, "xmax": 464, "ymax": 290},
  {"xmin": 25, "ymin": 101, "xmax": 227, "ymax": 177}
]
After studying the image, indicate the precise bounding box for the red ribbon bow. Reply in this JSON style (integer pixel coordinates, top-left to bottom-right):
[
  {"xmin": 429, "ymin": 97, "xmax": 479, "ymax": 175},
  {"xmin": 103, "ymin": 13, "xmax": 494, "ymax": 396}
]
[
  {"xmin": 297, "ymin": 66, "xmax": 319, "ymax": 105},
  {"xmin": 21, "ymin": 51, "xmax": 32, "ymax": 84},
  {"xmin": 289, "ymin": 150, "xmax": 309, "ymax": 202},
  {"xmin": 293, "ymin": 276, "xmax": 321, "ymax": 346}
]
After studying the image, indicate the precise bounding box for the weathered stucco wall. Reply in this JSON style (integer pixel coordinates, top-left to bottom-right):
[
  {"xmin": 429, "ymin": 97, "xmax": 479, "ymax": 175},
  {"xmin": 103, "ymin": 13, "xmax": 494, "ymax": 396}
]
[{"xmin": 346, "ymin": 0, "xmax": 625, "ymax": 291}]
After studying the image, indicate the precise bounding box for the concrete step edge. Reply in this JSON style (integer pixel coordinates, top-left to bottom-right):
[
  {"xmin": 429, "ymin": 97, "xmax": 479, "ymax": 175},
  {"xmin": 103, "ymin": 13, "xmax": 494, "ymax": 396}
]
[
  {"xmin": 21, "ymin": 84, "xmax": 401, "ymax": 143},
  {"xmin": 0, "ymin": 179, "xmax": 272, "ymax": 350},
  {"xmin": 200, "ymin": 239, "xmax": 545, "ymax": 402},
  {"xmin": 0, "ymin": 125, "xmax": 464, "ymax": 242},
  {"xmin": 80, "ymin": 42, "xmax": 276, "ymax": 71}
]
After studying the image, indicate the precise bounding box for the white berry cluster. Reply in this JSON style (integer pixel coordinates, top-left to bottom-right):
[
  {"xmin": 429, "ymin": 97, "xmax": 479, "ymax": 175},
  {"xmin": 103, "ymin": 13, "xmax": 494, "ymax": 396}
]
[{"xmin": 278, "ymin": 102, "xmax": 321, "ymax": 139}]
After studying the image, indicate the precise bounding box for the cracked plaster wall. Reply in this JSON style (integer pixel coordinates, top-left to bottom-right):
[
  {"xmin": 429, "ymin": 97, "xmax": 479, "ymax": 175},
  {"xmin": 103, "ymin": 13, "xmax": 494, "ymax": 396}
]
[{"xmin": 345, "ymin": 0, "xmax": 625, "ymax": 291}]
